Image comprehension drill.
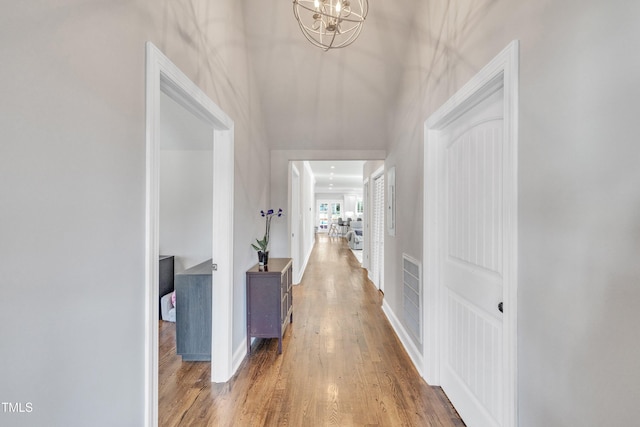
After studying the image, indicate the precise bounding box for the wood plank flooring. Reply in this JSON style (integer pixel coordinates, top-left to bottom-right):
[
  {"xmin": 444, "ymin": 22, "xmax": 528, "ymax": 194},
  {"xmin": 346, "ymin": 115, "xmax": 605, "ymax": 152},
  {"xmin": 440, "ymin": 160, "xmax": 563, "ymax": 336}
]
[{"xmin": 159, "ymin": 234, "xmax": 464, "ymax": 426}]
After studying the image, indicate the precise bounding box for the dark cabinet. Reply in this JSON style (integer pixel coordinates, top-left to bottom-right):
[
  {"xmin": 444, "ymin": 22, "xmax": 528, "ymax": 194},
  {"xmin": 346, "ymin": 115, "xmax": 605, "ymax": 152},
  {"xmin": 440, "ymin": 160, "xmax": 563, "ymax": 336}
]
[
  {"xmin": 246, "ymin": 258, "xmax": 293, "ymax": 354},
  {"xmin": 159, "ymin": 255, "xmax": 174, "ymax": 319},
  {"xmin": 175, "ymin": 259, "xmax": 212, "ymax": 361}
]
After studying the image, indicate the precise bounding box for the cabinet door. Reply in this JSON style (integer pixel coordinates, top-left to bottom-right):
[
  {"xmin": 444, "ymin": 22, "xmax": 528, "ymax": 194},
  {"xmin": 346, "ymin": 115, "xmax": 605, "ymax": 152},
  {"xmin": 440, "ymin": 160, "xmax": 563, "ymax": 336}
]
[
  {"xmin": 287, "ymin": 265, "xmax": 293, "ymax": 315},
  {"xmin": 176, "ymin": 273, "xmax": 212, "ymax": 360},
  {"xmin": 249, "ymin": 279, "xmax": 279, "ymax": 334},
  {"xmin": 280, "ymin": 272, "xmax": 286, "ymax": 322}
]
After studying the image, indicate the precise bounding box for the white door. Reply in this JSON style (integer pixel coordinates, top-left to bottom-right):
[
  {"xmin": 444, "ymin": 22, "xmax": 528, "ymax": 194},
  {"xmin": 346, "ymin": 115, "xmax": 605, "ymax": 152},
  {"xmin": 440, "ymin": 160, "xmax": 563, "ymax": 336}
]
[
  {"xmin": 291, "ymin": 166, "xmax": 301, "ymax": 282},
  {"xmin": 317, "ymin": 201, "xmax": 329, "ymax": 232},
  {"xmin": 440, "ymin": 87, "xmax": 506, "ymax": 426},
  {"xmin": 330, "ymin": 201, "xmax": 342, "ymax": 223},
  {"xmin": 362, "ymin": 180, "xmax": 369, "ymax": 270},
  {"xmin": 371, "ymin": 173, "xmax": 384, "ymax": 291}
]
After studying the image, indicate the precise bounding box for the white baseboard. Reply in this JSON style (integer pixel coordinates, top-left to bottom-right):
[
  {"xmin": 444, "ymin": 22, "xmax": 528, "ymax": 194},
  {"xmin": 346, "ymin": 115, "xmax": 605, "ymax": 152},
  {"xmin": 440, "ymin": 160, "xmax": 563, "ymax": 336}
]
[
  {"xmin": 295, "ymin": 235, "xmax": 315, "ymax": 284},
  {"xmin": 232, "ymin": 338, "xmax": 248, "ymax": 376},
  {"xmin": 381, "ymin": 299, "xmax": 425, "ymax": 378}
]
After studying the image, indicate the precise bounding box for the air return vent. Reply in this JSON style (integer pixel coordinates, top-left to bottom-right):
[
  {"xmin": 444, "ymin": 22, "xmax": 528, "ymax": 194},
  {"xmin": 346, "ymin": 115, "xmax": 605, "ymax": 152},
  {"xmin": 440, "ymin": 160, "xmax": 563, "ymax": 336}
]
[{"xmin": 403, "ymin": 254, "xmax": 422, "ymax": 344}]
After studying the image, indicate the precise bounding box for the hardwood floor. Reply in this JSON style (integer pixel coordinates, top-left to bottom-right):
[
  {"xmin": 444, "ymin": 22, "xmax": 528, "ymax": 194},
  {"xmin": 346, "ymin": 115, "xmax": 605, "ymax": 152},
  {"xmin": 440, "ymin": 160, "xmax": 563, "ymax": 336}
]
[{"xmin": 159, "ymin": 234, "xmax": 464, "ymax": 426}]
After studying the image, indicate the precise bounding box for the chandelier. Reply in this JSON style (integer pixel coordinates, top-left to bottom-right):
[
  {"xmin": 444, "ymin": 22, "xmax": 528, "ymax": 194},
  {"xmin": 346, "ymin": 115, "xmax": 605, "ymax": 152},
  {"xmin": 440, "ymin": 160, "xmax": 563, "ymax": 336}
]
[{"xmin": 292, "ymin": 0, "xmax": 369, "ymax": 51}]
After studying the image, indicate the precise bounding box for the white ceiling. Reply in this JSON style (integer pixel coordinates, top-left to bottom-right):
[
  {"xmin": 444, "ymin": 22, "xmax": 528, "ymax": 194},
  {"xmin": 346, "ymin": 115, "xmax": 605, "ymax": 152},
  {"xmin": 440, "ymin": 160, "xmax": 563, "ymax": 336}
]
[
  {"xmin": 308, "ymin": 160, "xmax": 365, "ymax": 194},
  {"xmin": 242, "ymin": 0, "xmax": 417, "ymax": 151}
]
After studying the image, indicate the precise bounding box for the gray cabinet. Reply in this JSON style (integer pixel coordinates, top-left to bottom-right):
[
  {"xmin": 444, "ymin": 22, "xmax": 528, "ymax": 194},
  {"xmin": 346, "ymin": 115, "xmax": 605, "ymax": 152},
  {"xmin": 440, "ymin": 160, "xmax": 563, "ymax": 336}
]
[
  {"xmin": 246, "ymin": 258, "xmax": 293, "ymax": 354},
  {"xmin": 175, "ymin": 259, "xmax": 212, "ymax": 361}
]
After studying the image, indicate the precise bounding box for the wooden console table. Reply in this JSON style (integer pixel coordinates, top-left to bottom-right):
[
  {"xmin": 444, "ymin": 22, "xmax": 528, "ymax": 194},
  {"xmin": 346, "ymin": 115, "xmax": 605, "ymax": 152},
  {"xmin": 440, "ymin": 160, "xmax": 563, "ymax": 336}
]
[{"xmin": 246, "ymin": 258, "xmax": 293, "ymax": 354}]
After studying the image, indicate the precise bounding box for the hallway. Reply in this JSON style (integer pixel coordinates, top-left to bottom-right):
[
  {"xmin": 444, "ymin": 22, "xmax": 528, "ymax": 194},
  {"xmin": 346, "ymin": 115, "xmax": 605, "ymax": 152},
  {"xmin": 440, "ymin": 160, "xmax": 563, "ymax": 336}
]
[{"xmin": 159, "ymin": 235, "xmax": 464, "ymax": 426}]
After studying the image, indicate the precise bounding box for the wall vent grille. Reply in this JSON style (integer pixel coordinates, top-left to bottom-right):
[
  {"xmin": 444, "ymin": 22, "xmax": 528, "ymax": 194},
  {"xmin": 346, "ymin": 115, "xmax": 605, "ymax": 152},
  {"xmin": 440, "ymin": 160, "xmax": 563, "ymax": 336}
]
[{"xmin": 403, "ymin": 254, "xmax": 422, "ymax": 344}]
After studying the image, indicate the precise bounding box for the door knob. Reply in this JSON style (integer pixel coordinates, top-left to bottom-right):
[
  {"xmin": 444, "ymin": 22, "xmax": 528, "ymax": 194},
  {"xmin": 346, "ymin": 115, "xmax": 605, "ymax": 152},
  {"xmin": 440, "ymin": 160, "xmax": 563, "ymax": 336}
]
[{"xmin": 498, "ymin": 302, "xmax": 503, "ymax": 313}]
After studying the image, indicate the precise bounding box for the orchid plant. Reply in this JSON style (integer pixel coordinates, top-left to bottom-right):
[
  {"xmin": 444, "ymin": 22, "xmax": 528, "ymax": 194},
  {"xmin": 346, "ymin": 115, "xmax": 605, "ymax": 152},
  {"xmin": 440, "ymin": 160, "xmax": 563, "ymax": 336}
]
[{"xmin": 251, "ymin": 208, "xmax": 283, "ymax": 253}]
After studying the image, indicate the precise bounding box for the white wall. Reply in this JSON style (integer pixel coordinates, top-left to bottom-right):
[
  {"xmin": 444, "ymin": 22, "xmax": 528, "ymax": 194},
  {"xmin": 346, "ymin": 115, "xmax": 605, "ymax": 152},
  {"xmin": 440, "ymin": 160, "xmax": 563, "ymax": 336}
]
[
  {"xmin": 160, "ymin": 150, "xmax": 213, "ymax": 273},
  {"xmin": 0, "ymin": 1, "xmax": 270, "ymax": 425},
  {"xmin": 385, "ymin": 1, "xmax": 640, "ymax": 425},
  {"xmin": 342, "ymin": 194, "xmax": 359, "ymax": 219}
]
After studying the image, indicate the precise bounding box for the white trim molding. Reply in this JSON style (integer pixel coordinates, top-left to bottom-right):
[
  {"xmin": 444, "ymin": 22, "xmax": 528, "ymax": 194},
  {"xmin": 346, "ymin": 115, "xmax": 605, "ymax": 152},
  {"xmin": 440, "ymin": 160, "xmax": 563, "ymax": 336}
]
[
  {"xmin": 422, "ymin": 40, "xmax": 519, "ymax": 426},
  {"xmin": 289, "ymin": 163, "xmax": 303, "ymax": 283},
  {"xmin": 145, "ymin": 42, "xmax": 235, "ymax": 427},
  {"xmin": 386, "ymin": 166, "xmax": 396, "ymax": 236}
]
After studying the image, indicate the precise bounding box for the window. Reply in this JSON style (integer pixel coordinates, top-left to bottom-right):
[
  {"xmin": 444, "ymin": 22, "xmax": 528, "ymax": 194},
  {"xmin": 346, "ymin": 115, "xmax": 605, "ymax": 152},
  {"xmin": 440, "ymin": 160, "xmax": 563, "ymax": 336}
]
[{"xmin": 317, "ymin": 200, "xmax": 342, "ymax": 232}]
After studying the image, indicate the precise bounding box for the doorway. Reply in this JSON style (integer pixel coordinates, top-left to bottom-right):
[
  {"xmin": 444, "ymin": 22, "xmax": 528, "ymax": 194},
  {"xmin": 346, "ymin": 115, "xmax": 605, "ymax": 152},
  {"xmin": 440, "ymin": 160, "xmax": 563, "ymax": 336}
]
[
  {"xmin": 423, "ymin": 41, "xmax": 519, "ymax": 427},
  {"xmin": 159, "ymin": 91, "xmax": 213, "ymax": 271},
  {"xmin": 285, "ymin": 160, "xmax": 372, "ymax": 283},
  {"xmin": 145, "ymin": 42, "xmax": 234, "ymax": 427}
]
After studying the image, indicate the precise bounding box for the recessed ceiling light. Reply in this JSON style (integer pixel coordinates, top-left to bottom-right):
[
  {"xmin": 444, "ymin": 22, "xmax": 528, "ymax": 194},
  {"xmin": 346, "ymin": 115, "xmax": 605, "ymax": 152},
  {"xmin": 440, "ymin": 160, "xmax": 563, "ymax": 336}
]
[{"xmin": 330, "ymin": 166, "xmax": 335, "ymax": 169}]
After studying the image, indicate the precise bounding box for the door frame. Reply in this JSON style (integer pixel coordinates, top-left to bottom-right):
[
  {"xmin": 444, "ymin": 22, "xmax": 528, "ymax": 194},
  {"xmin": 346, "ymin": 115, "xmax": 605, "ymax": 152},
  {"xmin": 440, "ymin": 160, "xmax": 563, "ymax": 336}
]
[
  {"xmin": 362, "ymin": 178, "xmax": 369, "ymax": 271},
  {"xmin": 370, "ymin": 166, "xmax": 385, "ymax": 292},
  {"xmin": 290, "ymin": 163, "xmax": 302, "ymax": 283},
  {"xmin": 422, "ymin": 40, "xmax": 519, "ymax": 426},
  {"xmin": 145, "ymin": 42, "xmax": 235, "ymax": 427}
]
